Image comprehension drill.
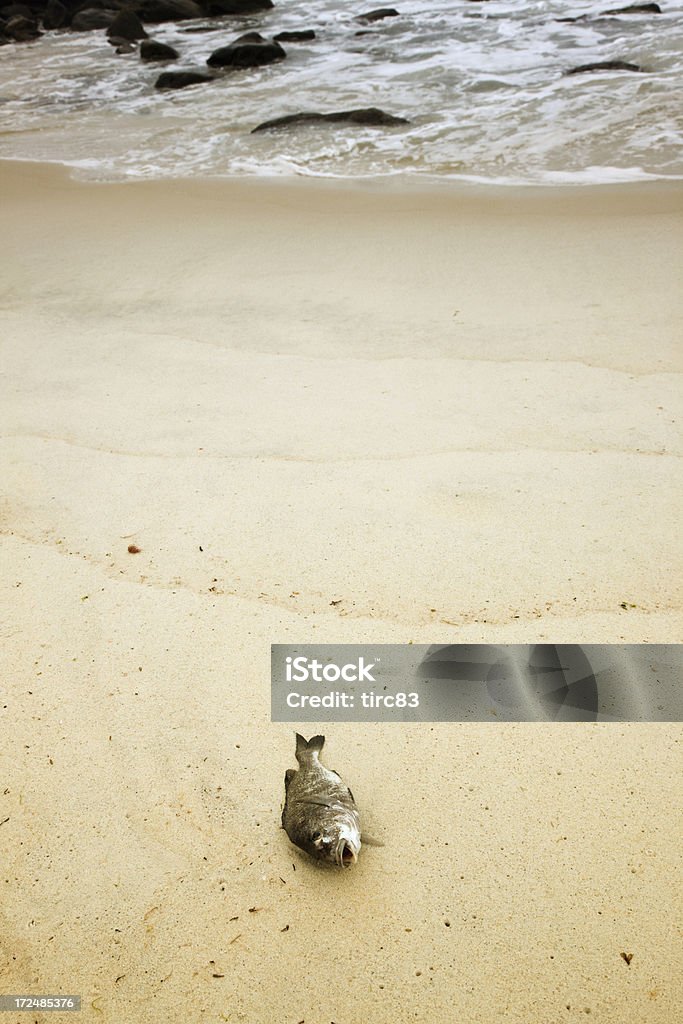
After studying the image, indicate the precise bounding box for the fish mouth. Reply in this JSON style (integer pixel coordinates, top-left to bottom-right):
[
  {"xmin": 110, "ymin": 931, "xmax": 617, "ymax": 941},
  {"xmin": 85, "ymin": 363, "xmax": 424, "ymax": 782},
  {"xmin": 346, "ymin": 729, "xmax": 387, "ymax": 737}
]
[{"xmin": 336, "ymin": 839, "xmax": 359, "ymax": 868}]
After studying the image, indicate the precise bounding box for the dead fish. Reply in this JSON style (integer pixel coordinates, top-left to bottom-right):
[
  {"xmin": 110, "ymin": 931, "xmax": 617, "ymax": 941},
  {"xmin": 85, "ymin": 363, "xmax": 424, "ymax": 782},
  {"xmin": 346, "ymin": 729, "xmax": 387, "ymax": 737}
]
[{"xmin": 281, "ymin": 734, "xmax": 361, "ymax": 868}]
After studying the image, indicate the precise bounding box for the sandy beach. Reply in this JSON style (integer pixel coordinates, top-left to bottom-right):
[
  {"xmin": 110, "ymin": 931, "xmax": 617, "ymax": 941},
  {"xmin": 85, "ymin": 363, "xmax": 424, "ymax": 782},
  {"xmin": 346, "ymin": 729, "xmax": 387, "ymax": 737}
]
[{"xmin": 1, "ymin": 160, "xmax": 681, "ymax": 1022}]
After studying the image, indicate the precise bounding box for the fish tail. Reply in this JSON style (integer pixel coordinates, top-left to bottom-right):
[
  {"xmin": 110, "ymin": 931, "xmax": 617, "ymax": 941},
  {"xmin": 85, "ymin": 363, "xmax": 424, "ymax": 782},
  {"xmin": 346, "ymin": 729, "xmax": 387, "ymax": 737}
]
[{"xmin": 295, "ymin": 733, "xmax": 325, "ymax": 761}]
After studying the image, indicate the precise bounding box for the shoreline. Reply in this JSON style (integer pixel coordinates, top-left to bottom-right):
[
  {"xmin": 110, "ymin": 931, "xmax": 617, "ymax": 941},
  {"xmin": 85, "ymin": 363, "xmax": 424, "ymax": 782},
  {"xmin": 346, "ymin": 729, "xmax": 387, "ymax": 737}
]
[{"xmin": 4, "ymin": 153, "xmax": 683, "ymax": 202}]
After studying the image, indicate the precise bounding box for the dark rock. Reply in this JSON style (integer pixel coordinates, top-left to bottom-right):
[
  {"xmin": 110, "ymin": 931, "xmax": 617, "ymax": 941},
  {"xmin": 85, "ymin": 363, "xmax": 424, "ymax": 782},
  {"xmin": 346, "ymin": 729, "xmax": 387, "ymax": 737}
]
[
  {"xmin": 565, "ymin": 60, "xmax": 644, "ymax": 75},
  {"xmin": 136, "ymin": 0, "xmax": 202, "ymax": 23},
  {"xmin": 207, "ymin": 0, "xmax": 273, "ymax": 13},
  {"xmin": 602, "ymin": 3, "xmax": 661, "ymax": 13},
  {"xmin": 4, "ymin": 13, "xmax": 41, "ymax": 39},
  {"xmin": 140, "ymin": 37, "xmax": 178, "ymax": 59},
  {"xmin": 273, "ymin": 29, "xmax": 315, "ymax": 42},
  {"xmin": 71, "ymin": 8, "xmax": 116, "ymax": 30},
  {"xmin": 42, "ymin": 0, "xmax": 68, "ymax": 29},
  {"xmin": 155, "ymin": 69, "xmax": 212, "ymax": 88},
  {"xmin": 207, "ymin": 32, "xmax": 285, "ymax": 69},
  {"xmin": 106, "ymin": 10, "xmax": 147, "ymax": 40},
  {"xmin": 355, "ymin": 7, "xmax": 399, "ymax": 22},
  {"xmin": 1, "ymin": 4, "xmax": 32, "ymax": 19},
  {"xmin": 252, "ymin": 107, "xmax": 410, "ymax": 133},
  {"xmin": 558, "ymin": 3, "xmax": 660, "ymax": 21}
]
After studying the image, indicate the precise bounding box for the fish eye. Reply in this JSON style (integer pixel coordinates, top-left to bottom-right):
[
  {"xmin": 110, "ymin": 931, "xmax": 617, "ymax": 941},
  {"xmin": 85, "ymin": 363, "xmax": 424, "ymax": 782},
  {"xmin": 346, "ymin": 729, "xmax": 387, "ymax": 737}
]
[{"xmin": 310, "ymin": 831, "xmax": 321, "ymax": 842}]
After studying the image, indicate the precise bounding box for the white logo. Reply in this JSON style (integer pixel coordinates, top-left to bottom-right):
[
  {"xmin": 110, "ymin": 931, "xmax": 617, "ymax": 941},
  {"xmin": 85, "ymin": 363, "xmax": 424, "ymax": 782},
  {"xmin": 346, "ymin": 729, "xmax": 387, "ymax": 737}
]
[{"xmin": 285, "ymin": 656, "xmax": 376, "ymax": 684}]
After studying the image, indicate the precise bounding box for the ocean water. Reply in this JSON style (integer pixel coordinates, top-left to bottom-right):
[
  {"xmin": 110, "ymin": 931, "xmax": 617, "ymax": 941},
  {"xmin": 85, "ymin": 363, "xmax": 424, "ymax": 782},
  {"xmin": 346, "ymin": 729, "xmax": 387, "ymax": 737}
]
[{"xmin": 0, "ymin": 0, "xmax": 682, "ymax": 184}]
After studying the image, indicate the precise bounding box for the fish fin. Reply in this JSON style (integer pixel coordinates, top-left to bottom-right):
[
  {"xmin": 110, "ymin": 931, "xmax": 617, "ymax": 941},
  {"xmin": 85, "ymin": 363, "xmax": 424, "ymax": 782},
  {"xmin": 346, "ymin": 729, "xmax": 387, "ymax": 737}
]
[
  {"xmin": 296, "ymin": 733, "xmax": 325, "ymax": 757},
  {"xmin": 361, "ymin": 833, "xmax": 385, "ymax": 848},
  {"xmin": 284, "ymin": 768, "xmax": 296, "ymax": 791},
  {"xmin": 347, "ymin": 786, "xmax": 356, "ymax": 803}
]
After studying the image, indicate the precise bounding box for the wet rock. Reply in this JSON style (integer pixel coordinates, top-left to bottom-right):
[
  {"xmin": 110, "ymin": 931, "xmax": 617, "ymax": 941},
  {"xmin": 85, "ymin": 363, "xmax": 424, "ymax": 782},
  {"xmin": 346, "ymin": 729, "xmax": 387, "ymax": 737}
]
[
  {"xmin": 71, "ymin": 8, "xmax": 116, "ymax": 31},
  {"xmin": 356, "ymin": 7, "xmax": 399, "ymax": 21},
  {"xmin": 140, "ymin": 37, "xmax": 178, "ymax": 59},
  {"xmin": 252, "ymin": 107, "xmax": 410, "ymax": 132},
  {"xmin": 113, "ymin": 38, "xmax": 136, "ymax": 52},
  {"xmin": 137, "ymin": 0, "xmax": 202, "ymax": 23},
  {"xmin": 273, "ymin": 29, "xmax": 316, "ymax": 42},
  {"xmin": 602, "ymin": 3, "xmax": 661, "ymax": 13},
  {"xmin": 565, "ymin": 60, "xmax": 644, "ymax": 74},
  {"xmin": 4, "ymin": 13, "xmax": 41, "ymax": 39},
  {"xmin": 155, "ymin": 69, "xmax": 213, "ymax": 88},
  {"xmin": 558, "ymin": 3, "xmax": 660, "ymax": 21},
  {"xmin": 207, "ymin": 0, "xmax": 273, "ymax": 13},
  {"xmin": 42, "ymin": 0, "xmax": 68, "ymax": 29},
  {"xmin": 207, "ymin": 32, "xmax": 285, "ymax": 69},
  {"xmin": 106, "ymin": 10, "xmax": 147, "ymax": 40},
  {"xmin": 1, "ymin": 4, "xmax": 32, "ymax": 19}
]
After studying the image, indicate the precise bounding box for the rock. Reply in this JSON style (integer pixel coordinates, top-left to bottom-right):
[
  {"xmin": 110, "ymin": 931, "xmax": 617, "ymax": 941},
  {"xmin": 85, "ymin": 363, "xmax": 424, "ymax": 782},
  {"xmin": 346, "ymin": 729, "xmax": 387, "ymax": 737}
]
[
  {"xmin": 1, "ymin": 4, "xmax": 32, "ymax": 19},
  {"xmin": 565, "ymin": 60, "xmax": 644, "ymax": 74},
  {"xmin": 273, "ymin": 29, "xmax": 315, "ymax": 42},
  {"xmin": 136, "ymin": 0, "xmax": 202, "ymax": 23},
  {"xmin": 155, "ymin": 69, "xmax": 212, "ymax": 88},
  {"xmin": 42, "ymin": 0, "xmax": 68, "ymax": 29},
  {"xmin": 207, "ymin": 0, "xmax": 273, "ymax": 13},
  {"xmin": 140, "ymin": 37, "xmax": 178, "ymax": 59},
  {"xmin": 252, "ymin": 107, "xmax": 410, "ymax": 132},
  {"xmin": 4, "ymin": 13, "xmax": 41, "ymax": 39},
  {"xmin": 207, "ymin": 32, "xmax": 285, "ymax": 69},
  {"xmin": 71, "ymin": 8, "xmax": 116, "ymax": 31},
  {"xmin": 602, "ymin": 3, "xmax": 661, "ymax": 13},
  {"xmin": 558, "ymin": 3, "xmax": 660, "ymax": 21},
  {"xmin": 106, "ymin": 10, "xmax": 147, "ymax": 40},
  {"xmin": 355, "ymin": 7, "xmax": 399, "ymax": 22}
]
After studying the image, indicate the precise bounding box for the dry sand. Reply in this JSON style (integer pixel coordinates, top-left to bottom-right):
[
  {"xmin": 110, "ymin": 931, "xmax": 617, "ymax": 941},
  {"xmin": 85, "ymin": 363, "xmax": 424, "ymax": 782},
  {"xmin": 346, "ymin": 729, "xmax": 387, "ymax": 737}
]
[{"xmin": 0, "ymin": 160, "xmax": 681, "ymax": 1022}]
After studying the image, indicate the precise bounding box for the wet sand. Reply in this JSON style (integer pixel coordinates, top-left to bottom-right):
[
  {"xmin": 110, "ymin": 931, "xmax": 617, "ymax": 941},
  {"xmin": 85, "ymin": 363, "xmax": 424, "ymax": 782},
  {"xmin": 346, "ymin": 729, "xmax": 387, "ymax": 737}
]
[{"xmin": 1, "ymin": 160, "xmax": 681, "ymax": 1022}]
